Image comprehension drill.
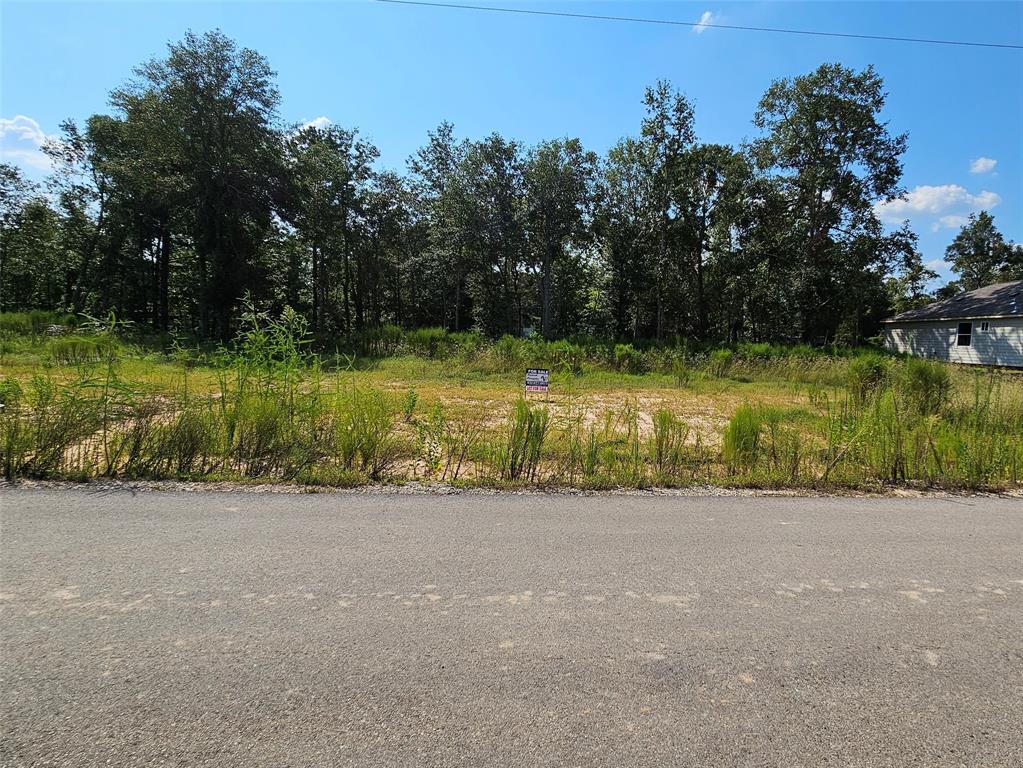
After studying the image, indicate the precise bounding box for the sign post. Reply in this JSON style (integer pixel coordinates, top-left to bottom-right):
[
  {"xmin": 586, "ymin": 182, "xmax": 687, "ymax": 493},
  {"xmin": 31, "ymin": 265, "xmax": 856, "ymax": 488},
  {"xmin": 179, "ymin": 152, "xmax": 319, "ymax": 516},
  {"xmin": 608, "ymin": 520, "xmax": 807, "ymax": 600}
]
[{"xmin": 525, "ymin": 368, "xmax": 549, "ymax": 400}]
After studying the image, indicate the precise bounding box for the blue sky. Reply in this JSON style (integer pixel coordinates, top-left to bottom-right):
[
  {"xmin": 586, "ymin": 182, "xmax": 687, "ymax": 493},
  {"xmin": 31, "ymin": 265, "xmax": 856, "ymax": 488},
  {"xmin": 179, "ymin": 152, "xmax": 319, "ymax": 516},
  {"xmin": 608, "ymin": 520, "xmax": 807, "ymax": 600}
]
[{"xmin": 2, "ymin": 1, "xmax": 1021, "ymax": 285}]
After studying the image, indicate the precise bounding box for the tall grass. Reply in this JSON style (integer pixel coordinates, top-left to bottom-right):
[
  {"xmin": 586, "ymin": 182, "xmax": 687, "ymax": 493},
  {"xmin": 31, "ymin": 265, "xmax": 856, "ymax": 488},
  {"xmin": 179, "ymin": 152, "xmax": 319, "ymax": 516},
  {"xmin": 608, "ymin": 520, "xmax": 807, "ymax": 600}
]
[{"xmin": 2, "ymin": 308, "xmax": 1021, "ymax": 490}]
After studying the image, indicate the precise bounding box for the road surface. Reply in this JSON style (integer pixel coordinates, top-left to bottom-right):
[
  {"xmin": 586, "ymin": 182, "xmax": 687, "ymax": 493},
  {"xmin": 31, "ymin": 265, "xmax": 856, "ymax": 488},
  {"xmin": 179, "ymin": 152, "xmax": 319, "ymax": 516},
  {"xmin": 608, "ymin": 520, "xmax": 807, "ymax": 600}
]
[{"xmin": 1, "ymin": 488, "xmax": 1022, "ymax": 766}]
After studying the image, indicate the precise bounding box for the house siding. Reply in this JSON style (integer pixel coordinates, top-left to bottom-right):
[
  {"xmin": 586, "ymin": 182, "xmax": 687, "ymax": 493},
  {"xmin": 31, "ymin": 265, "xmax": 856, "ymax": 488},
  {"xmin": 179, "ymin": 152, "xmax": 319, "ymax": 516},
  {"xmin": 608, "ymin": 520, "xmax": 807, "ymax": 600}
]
[{"xmin": 883, "ymin": 317, "xmax": 1023, "ymax": 367}]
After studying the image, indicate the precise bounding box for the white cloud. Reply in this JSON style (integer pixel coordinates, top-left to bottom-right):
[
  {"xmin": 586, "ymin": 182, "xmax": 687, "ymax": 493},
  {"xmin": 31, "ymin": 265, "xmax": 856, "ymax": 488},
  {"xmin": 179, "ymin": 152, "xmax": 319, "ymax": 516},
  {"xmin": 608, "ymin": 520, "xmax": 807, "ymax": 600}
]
[
  {"xmin": 0, "ymin": 115, "xmax": 48, "ymax": 144},
  {"xmin": 693, "ymin": 10, "xmax": 717, "ymax": 34},
  {"xmin": 0, "ymin": 146, "xmax": 52, "ymax": 171},
  {"xmin": 302, "ymin": 116, "xmax": 332, "ymax": 131},
  {"xmin": 0, "ymin": 115, "xmax": 54, "ymax": 174},
  {"xmin": 874, "ymin": 184, "xmax": 1002, "ymax": 224},
  {"xmin": 969, "ymin": 156, "xmax": 997, "ymax": 174},
  {"xmin": 933, "ymin": 215, "xmax": 969, "ymax": 232}
]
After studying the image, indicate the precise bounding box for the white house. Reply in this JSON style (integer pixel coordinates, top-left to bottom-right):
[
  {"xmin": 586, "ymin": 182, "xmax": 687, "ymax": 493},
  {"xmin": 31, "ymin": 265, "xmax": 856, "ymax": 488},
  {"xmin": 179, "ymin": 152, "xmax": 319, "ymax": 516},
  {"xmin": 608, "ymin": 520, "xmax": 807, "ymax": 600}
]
[{"xmin": 882, "ymin": 280, "xmax": 1023, "ymax": 368}]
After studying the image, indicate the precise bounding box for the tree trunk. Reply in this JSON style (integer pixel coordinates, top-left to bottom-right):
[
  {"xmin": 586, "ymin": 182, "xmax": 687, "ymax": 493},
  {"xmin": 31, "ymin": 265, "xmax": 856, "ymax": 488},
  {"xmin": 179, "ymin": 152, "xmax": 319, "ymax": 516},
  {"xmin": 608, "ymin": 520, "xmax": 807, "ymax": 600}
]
[
  {"xmin": 311, "ymin": 243, "xmax": 319, "ymax": 332},
  {"xmin": 656, "ymin": 209, "xmax": 667, "ymax": 341},
  {"xmin": 541, "ymin": 243, "xmax": 554, "ymax": 339},
  {"xmin": 158, "ymin": 224, "xmax": 171, "ymax": 332},
  {"xmin": 695, "ymin": 204, "xmax": 708, "ymax": 340}
]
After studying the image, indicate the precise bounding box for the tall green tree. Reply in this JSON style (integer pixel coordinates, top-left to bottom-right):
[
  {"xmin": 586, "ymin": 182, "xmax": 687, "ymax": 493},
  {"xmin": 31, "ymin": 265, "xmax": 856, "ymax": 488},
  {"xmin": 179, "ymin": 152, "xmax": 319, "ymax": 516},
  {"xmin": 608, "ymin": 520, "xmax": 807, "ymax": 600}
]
[
  {"xmin": 641, "ymin": 80, "xmax": 696, "ymax": 339},
  {"xmin": 112, "ymin": 30, "xmax": 283, "ymax": 338},
  {"xmin": 522, "ymin": 138, "xmax": 596, "ymax": 338},
  {"xmin": 943, "ymin": 211, "xmax": 1021, "ymax": 291},
  {"xmin": 285, "ymin": 124, "xmax": 378, "ymax": 333},
  {"xmin": 752, "ymin": 63, "xmax": 907, "ymax": 342}
]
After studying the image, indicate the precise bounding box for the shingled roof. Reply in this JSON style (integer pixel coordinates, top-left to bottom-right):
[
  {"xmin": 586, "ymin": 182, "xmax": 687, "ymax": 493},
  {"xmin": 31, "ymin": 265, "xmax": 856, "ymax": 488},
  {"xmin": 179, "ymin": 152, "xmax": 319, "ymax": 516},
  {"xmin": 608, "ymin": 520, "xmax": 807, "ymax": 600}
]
[{"xmin": 884, "ymin": 280, "xmax": 1023, "ymax": 323}]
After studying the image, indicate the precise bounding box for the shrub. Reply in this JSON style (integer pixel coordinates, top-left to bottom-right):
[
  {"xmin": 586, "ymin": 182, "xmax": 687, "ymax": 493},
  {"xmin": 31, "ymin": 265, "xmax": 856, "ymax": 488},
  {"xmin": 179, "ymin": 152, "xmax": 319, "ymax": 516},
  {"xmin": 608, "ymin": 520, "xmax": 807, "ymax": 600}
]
[
  {"xmin": 847, "ymin": 353, "xmax": 889, "ymax": 401},
  {"xmin": 450, "ymin": 330, "xmax": 487, "ymax": 357},
  {"xmin": 333, "ymin": 387, "xmax": 400, "ymax": 479},
  {"xmin": 613, "ymin": 343, "xmax": 644, "ymax": 374},
  {"xmin": 0, "ymin": 378, "xmax": 22, "ymax": 409},
  {"xmin": 736, "ymin": 342, "xmax": 774, "ymax": 360},
  {"xmin": 48, "ymin": 335, "xmax": 117, "ymax": 365},
  {"xmin": 548, "ymin": 339, "xmax": 585, "ymax": 375},
  {"xmin": 404, "ymin": 327, "xmax": 449, "ymax": 359},
  {"xmin": 498, "ymin": 398, "xmax": 550, "ymax": 481},
  {"xmin": 351, "ymin": 324, "xmax": 403, "ymax": 357},
  {"xmin": 492, "ymin": 334, "xmax": 525, "ymax": 370},
  {"xmin": 723, "ymin": 404, "xmax": 762, "ymax": 473},
  {"xmin": 0, "ymin": 374, "xmax": 106, "ymax": 478},
  {"xmin": 671, "ymin": 357, "xmax": 694, "ymax": 388},
  {"xmin": 708, "ymin": 348, "xmax": 734, "ymax": 378},
  {"xmin": 651, "ymin": 409, "xmax": 690, "ymax": 476},
  {"xmin": 0, "ymin": 311, "xmax": 75, "ymax": 337},
  {"xmin": 901, "ymin": 358, "xmax": 951, "ymax": 416},
  {"xmin": 155, "ymin": 404, "xmax": 223, "ymax": 477}
]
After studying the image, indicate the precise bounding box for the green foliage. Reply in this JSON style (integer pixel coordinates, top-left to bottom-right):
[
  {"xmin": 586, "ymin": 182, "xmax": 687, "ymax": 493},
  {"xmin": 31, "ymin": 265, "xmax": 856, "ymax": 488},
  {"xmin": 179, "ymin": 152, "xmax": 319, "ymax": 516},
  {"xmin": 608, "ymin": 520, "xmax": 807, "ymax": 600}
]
[
  {"xmin": 0, "ymin": 311, "xmax": 75, "ymax": 337},
  {"xmin": 846, "ymin": 353, "xmax": 890, "ymax": 402},
  {"xmin": 650, "ymin": 409, "xmax": 691, "ymax": 477},
  {"xmin": 2, "ymin": 297, "xmax": 1021, "ymax": 491},
  {"xmin": 671, "ymin": 357, "xmax": 694, "ymax": 388},
  {"xmin": 496, "ymin": 398, "xmax": 551, "ymax": 482},
  {"xmin": 708, "ymin": 348, "xmax": 733, "ymax": 378},
  {"xmin": 333, "ymin": 387, "xmax": 400, "ymax": 479},
  {"xmin": 47, "ymin": 336, "xmax": 117, "ymax": 365},
  {"xmin": 723, "ymin": 405, "xmax": 762, "ymax": 473},
  {"xmin": 402, "ymin": 387, "xmax": 419, "ymax": 422},
  {"xmin": 613, "ymin": 344, "xmax": 644, "ymax": 374},
  {"xmin": 900, "ymin": 358, "xmax": 951, "ymax": 416},
  {"xmin": 404, "ymin": 327, "xmax": 450, "ymax": 359}
]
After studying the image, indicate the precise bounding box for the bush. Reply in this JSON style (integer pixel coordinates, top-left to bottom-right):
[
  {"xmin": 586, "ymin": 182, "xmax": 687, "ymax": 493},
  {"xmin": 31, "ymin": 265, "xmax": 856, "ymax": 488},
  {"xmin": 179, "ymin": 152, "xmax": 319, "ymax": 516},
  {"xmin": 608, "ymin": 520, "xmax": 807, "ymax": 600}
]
[
  {"xmin": 404, "ymin": 327, "xmax": 449, "ymax": 359},
  {"xmin": 901, "ymin": 358, "xmax": 951, "ymax": 416},
  {"xmin": 723, "ymin": 404, "xmax": 762, "ymax": 473},
  {"xmin": 450, "ymin": 330, "xmax": 487, "ymax": 357},
  {"xmin": 48, "ymin": 336, "xmax": 117, "ymax": 365},
  {"xmin": 651, "ymin": 409, "xmax": 690, "ymax": 476},
  {"xmin": 333, "ymin": 387, "xmax": 400, "ymax": 479},
  {"xmin": 351, "ymin": 324, "xmax": 403, "ymax": 357},
  {"xmin": 847, "ymin": 353, "xmax": 889, "ymax": 401},
  {"xmin": 492, "ymin": 334, "xmax": 525, "ymax": 370},
  {"xmin": 498, "ymin": 398, "xmax": 550, "ymax": 481},
  {"xmin": 672, "ymin": 357, "xmax": 694, "ymax": 388},
  {"xmin": 548, "ymin": 339, "xmax": 585, "ymax": 375},
  {"xmin": 736, "ymin": 342, "xmax": 775, "ymax": 360},
  {"xmin": 708, "ymin": 348, "xmax": 733, "ymax": 378},
  {"xmin": 0, "ymin": 311, "xmax": 75, "ymax": 337},
  {"xmin": 613, "ymin": 343, "xmax": 644, "ymax": 374}
]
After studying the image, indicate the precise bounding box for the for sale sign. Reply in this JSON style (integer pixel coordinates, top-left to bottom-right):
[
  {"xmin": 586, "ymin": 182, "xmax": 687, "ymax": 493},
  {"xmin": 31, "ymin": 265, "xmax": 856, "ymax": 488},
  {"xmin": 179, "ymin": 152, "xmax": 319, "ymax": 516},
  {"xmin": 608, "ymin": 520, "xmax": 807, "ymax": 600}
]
[{"xmin": 525, "ymin": 368, "xmax": 549, "ymax": 394}]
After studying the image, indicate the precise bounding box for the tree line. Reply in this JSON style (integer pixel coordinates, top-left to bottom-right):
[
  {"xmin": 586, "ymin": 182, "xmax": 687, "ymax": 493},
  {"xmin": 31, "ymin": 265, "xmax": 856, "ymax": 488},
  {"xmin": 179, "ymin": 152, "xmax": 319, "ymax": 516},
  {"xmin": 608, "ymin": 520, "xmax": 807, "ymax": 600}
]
[{"xmin": 1, "ymin": 30, "xmax": 1019, "ymax": 344}]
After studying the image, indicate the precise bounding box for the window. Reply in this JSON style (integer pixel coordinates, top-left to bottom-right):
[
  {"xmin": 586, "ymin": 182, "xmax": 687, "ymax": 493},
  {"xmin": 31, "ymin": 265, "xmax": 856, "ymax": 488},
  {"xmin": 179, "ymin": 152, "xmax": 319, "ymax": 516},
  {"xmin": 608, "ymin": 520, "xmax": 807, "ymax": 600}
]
[
  {"xmin": 980, "ymin": 321, "xmax": 990, "ymax": 332},
  {"xmin": 957, "ymin": 322, "xmax": 972, "ymax": 347}
]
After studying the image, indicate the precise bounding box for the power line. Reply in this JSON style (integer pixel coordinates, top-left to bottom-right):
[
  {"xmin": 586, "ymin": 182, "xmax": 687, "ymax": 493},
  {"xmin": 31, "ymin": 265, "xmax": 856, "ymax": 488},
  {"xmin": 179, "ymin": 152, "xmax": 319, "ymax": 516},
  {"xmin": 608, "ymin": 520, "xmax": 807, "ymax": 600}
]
[{"xmin": 376, "ymin": 0, "xmax": 1023, "ymax": 51}]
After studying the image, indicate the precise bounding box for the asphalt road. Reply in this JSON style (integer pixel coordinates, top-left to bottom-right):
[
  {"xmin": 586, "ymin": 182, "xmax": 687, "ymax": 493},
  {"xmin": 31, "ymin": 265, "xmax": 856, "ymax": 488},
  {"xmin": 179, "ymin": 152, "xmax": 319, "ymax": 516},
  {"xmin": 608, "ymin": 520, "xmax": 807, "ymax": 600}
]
[{"xmin": 1, "ymin": 488, "xmax": 1021, "ymax": 767}]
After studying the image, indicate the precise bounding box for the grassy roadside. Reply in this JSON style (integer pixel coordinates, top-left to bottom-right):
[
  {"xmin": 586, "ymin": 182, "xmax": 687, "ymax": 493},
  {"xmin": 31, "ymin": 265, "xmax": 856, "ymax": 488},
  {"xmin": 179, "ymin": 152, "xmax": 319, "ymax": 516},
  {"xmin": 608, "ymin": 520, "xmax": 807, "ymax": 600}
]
[{"xmin": 2, "ymin": 309, "xmax": 1021, "ymax": 491}]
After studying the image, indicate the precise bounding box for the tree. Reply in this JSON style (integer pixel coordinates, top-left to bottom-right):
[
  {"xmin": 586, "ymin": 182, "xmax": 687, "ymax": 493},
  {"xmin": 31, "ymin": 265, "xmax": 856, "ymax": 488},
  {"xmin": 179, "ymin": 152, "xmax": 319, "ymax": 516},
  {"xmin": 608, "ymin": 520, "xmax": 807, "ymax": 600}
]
[
  {"xmin": 522, "ymin": 138, "xmax": 596, "ymax": 338},
  {"xmin": 112, "ymin": 30, "xmax": 284, "ymax": 338},
  {"xmin": 0, "ymin": 164, "xmax": 37, "ymax": 311},
  {"xmin": 752, "ymin": 63, "xmax": 907, "ymax": 342},
  {"xmin": 594, "ymin": 138, "xmax": 653, "ymax": 340},
  {"xmin": 0, "ymin": 198, "xmax": 64, "ymax": 312},
  {"xmin": 4, "ymin": 37, "xmax": 935, "ymax": 348},
  {"xmin": 285, "ymin": 124, "xmax": 378, "ymax": 333},
  {"xmin": 454, "ymin": 134, "xmax": 527, "ymax": 336},
  {"xmin": 641, "ymin": 80, "xmax": 696, "ymax": 340},
  {"xmin": 944, "ymin": 211, "xmax": 1022, "ymax": 291},
  {"xmin": 681, "ymin": 144, "xmax": 749, "ymax": 339},
  {"xmin": 407, "ymin": 122, "xmax": 471, "ymax": 330}
]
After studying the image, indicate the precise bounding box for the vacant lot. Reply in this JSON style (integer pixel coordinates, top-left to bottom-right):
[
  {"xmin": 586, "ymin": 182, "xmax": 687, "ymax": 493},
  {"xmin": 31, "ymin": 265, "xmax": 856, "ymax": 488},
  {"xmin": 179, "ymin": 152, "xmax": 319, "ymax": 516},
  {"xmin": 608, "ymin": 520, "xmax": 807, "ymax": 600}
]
[{"xmin": 2, "ymin": 315, "xmax": 1022, "ymax": 490}]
